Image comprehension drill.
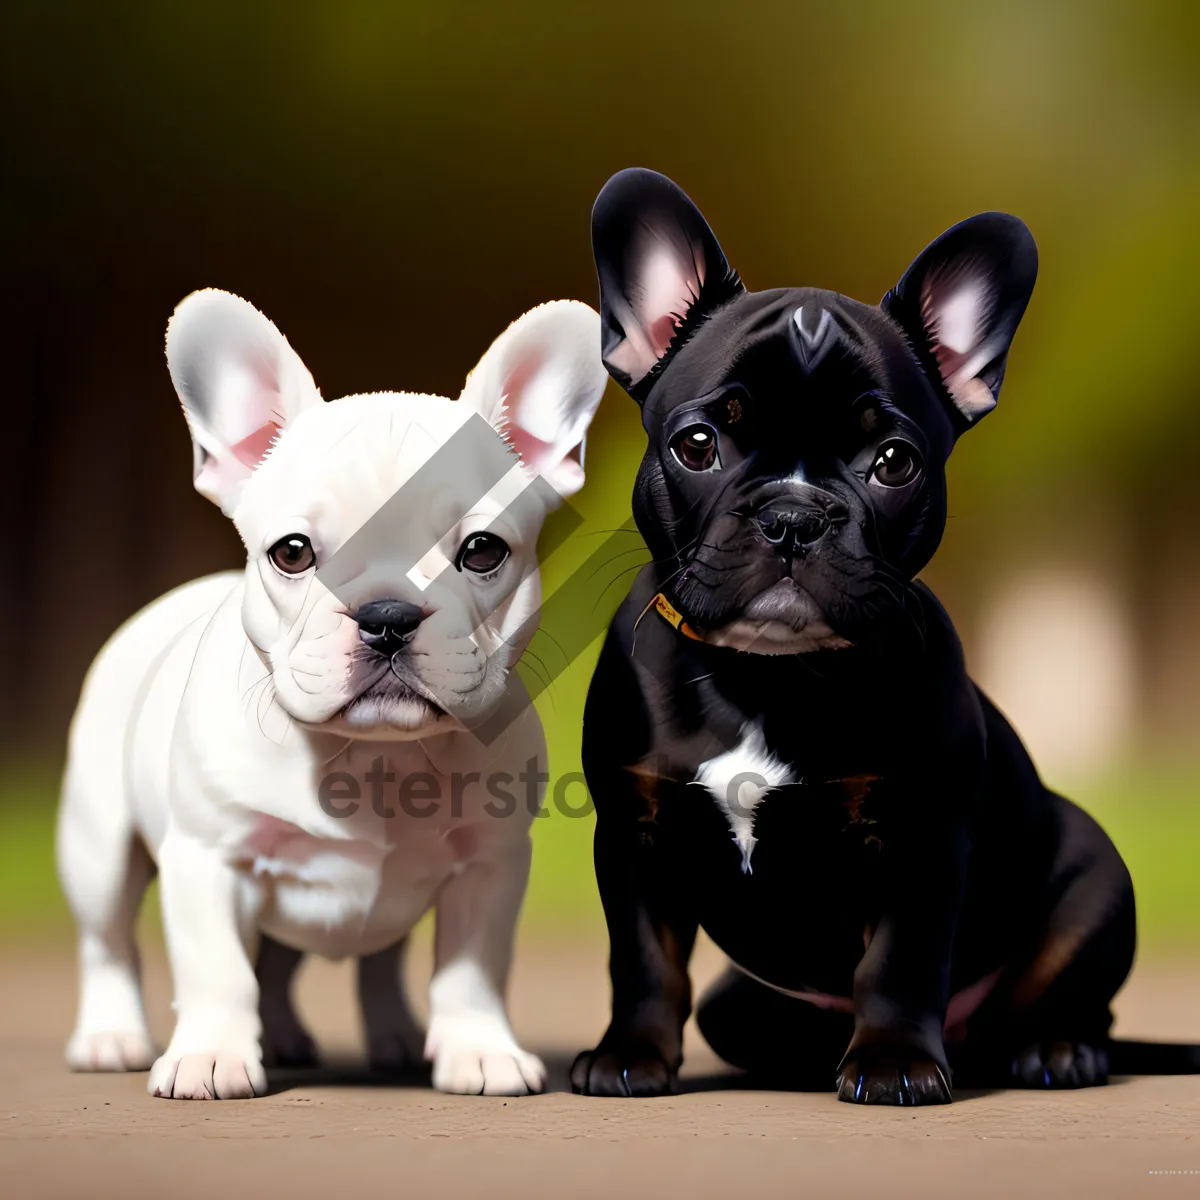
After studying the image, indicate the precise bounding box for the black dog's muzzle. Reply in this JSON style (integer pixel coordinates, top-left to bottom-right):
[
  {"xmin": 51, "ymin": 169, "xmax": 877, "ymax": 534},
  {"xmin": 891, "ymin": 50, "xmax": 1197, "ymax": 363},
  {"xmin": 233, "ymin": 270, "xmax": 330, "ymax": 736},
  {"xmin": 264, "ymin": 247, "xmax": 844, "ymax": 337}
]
[{"xmin": 748, "ymin": 482, "xmax": 849, "ymax": 559}]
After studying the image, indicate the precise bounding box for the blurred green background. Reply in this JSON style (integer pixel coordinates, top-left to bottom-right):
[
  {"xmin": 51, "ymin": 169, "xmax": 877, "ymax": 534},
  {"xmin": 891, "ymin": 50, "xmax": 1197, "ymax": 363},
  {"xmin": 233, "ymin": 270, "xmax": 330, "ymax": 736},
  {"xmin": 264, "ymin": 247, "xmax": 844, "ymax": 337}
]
[{"xmin": 1, "ymin": 1, "xmax": 1197, "ymax": 950}]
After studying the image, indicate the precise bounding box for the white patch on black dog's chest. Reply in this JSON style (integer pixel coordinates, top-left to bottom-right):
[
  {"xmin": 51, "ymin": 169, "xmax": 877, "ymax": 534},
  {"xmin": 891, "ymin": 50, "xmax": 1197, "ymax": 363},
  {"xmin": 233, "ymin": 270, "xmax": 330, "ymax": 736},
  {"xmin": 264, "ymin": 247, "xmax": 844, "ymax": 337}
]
[{"xmin": 693, "ymin": 722, "xmax": 793, "ymax": 873}]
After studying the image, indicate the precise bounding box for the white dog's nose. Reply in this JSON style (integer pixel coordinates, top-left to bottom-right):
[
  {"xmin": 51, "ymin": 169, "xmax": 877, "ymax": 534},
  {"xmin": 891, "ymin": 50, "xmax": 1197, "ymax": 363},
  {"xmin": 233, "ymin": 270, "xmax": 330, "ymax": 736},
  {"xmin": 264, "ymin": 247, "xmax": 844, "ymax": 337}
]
[{"xmin": 355, "ymin": 599, "xmax": 424, "ymax": 655}]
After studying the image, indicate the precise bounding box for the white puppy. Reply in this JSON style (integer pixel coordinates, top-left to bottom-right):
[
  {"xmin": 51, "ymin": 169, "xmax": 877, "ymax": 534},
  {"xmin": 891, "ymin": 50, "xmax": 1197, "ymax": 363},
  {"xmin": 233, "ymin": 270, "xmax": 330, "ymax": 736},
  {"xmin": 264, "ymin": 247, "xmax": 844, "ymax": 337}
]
[{"xmin": 56, "ymin": 290, "xmax": 605, "ymax": 1099}]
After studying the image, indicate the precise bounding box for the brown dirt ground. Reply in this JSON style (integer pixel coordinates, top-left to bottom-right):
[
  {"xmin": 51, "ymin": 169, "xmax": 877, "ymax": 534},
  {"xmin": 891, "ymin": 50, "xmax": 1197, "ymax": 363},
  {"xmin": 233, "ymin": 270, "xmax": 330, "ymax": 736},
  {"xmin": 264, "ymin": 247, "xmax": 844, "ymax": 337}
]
[{"xmin": 2, "ymin": 932, "xmax": 1199, "ymax": 1199}]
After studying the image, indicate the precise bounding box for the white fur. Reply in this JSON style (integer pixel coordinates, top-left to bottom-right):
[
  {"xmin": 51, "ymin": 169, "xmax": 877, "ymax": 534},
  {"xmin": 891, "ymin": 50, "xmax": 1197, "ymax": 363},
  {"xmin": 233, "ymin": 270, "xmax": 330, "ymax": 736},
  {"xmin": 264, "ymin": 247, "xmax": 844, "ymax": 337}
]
[
  {"xmin": 693, "ymin": 722, "xmax": 794, "ymax": 873},
  {"xmin": 56, "ymin": 291, "xmax": 606, "ymax": 1099}
]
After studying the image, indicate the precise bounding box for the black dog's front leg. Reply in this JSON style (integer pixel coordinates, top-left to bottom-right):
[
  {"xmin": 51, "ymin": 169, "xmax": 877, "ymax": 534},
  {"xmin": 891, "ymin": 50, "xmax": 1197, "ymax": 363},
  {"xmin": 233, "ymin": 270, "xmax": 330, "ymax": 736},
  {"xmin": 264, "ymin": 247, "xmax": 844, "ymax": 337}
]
[
  {"xmin": 837, "ymin": 783, "xmax": 972, "ymax": 1105},
  {"xmin": 572, "ymin": 628, "xmax": 699, "ymax": 1097},
  {"xmin": 571, "ymin": 779, "xmax": 698, "ymax": 1097}
]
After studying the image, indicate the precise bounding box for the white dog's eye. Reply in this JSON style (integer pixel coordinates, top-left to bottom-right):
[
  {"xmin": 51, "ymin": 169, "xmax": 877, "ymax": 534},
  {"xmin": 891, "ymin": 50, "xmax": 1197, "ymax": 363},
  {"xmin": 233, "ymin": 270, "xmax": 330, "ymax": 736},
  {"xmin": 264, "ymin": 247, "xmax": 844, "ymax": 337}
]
[
  {"xmin": 456, "ymin": 532, "xmax": 510, "ymax": 576},
  {"xmin": 268, "ymin": 534, "xmax": 316, "ymax": 576}
]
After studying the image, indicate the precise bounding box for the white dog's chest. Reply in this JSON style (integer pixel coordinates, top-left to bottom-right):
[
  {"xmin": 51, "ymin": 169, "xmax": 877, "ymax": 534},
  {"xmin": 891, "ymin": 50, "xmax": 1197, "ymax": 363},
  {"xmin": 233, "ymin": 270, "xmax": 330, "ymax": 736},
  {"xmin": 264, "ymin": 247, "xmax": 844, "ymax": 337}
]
[
  {"xmin": 121, "ymin": 581, "xmax": 544, "ymax": 962},
  {"xmin": 240, "ymin": 809, "xmax": 473, "ymax": 958}
]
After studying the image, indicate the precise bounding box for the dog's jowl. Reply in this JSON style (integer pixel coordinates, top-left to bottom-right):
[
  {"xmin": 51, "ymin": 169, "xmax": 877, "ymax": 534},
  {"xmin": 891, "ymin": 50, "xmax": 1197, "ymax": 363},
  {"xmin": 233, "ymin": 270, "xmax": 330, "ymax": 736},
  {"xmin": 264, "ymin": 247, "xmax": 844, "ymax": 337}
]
[
  {"xmin": 56, "ymin": 291, "xmax": 606, "ymax": 1098},
  {"xmin": 571, "ymin": 168, "xmax": 1154, "ymax": 1105}
]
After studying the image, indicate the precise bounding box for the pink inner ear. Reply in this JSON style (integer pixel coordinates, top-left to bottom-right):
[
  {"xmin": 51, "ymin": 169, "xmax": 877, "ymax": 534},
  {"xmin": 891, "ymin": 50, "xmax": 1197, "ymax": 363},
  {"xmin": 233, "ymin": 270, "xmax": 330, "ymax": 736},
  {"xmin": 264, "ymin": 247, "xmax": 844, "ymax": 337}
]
[
  {"xmin": 497, "ymin": 355, "xmax": 585, "ymax": 489},
  {"xmin": 921, "ymin": 278, "xmax": 971, "ymax": 382},
  {"xmin": 920, "ymin": 267, "xmax": 994, "ymax": 374},
  {"xmin": 499, "ymin": 356, "xmax": 543, "ymax": 465},
  {"xmin": 919, "ymin": 273, "xmax": 999, "ymax": 421},
  {"xmin": 230, "ymin": 421, "xmax": 282, "ymax": 469},
  {"xmin": 648, "ymin": 312, "xmax": 682, "ymax": 358},
  {"xmin": 636, "ymin": 233, "xmax": 705, "ymax": 352},
  {"xmin": 509, "ymin": 425, "xmax": 552, "ymax": 469},
  {"xmin": 502, "ymin": 356, "xmax": 540, "ymax": 419}
]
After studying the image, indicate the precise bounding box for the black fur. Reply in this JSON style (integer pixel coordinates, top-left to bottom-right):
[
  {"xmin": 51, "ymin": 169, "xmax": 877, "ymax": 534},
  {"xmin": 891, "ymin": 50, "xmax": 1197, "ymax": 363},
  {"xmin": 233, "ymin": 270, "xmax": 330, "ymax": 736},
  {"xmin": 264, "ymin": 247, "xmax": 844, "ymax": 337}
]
[{"xmin": 571, "ymin": 169, "xmax": 1195, "ymax": 1105}]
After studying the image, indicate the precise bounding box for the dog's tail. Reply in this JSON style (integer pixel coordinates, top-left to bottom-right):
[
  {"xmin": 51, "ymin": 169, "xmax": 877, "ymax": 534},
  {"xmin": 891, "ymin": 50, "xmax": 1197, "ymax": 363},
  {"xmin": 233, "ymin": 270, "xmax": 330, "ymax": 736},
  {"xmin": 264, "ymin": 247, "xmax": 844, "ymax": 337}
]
[{"xmin": 1107, "ymin": 1039, "xmax": 1200, "ymax": 1074}]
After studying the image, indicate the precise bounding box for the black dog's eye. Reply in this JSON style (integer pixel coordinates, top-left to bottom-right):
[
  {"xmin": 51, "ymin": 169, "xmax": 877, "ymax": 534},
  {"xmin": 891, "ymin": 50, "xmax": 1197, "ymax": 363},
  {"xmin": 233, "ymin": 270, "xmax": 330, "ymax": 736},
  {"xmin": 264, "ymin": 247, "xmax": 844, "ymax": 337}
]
[
  {"xmin": 268, "ymin": 534, "xmax": 315, "ymax": 575},
  {"xmin": 670, "ymin": 423, "xmax": 721, "ymax": 472},
  {"xmin": 456, "ymin": 532, "xmax": 510, "ymax": 576},
  {"xmin": 870, "ymin": 441, "xmax": 923, "ymax": 488}
]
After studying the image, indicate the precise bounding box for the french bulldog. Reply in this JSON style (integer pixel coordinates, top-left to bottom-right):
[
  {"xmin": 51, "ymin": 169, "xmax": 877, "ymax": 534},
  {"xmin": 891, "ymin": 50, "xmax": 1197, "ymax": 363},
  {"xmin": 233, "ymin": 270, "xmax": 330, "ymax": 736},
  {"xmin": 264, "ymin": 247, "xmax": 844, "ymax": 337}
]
[
  {"xmin": 571, "ymin": 169, "xmax": 1192, "ymax": 1105},
  {"xmin": 57, "ymin": 290, "xmax": 606, "ymax": 1098}
]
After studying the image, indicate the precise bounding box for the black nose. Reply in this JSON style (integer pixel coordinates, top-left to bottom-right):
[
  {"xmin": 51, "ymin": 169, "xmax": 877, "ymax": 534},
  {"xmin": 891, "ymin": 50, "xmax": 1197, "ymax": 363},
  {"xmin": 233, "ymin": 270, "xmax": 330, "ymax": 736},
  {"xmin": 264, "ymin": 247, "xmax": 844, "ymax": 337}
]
[
  {"xmin": 355, "ymin": 599, "xmax": 424, "ymax": 655},
  {"xmin": 756, "ymin": 500, "xmax": 846, "ymax": 555}
]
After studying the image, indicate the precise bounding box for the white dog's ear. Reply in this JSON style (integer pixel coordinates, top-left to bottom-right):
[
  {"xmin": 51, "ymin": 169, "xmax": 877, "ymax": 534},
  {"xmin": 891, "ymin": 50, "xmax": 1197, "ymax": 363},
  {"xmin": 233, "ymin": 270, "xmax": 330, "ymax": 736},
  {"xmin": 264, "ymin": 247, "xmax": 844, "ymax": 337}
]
[
  {"xmin": 166, "ymin": 289, "xmax": 323, "ymax": 514},
  {"xmin": 458, "ymin": 300, "xmax": 607, "ymax": 499}
]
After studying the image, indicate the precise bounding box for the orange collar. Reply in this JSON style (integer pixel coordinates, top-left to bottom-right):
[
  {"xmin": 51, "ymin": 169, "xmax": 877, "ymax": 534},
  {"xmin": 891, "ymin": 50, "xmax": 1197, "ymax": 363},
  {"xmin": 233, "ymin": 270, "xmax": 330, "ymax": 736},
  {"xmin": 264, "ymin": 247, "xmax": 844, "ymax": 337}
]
[{"xmin": 649, "ymin": 592, "xmax": 706, "ymax": 642}]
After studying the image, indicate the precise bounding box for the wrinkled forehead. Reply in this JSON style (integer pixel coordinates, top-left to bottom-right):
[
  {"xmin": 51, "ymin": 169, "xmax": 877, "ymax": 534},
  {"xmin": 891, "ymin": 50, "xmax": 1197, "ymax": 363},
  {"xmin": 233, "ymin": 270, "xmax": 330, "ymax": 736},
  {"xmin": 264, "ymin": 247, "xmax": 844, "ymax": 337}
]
[
  {"xmin": 646, "ymin": 287, "xmax": 944, "ymax": 437},
  {"xmin": 238, "ymin": 393, "xmax": 524, "ymax": 537},
  {"xmin": 267, "ymin": 392, "xmax": 474, "ymax": 473}
]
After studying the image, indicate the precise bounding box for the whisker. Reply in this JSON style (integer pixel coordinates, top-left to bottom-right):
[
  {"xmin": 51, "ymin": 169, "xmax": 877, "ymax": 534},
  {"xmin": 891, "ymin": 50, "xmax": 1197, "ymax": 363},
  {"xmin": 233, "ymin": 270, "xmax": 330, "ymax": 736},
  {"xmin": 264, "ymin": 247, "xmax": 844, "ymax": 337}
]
[
  {"xmin": 593, "ymin": 561, "xmax": 653, "ymax": 611},
  {"xmin": 517, "ymin": 649, "xmax": 554, "ymax": 707},
  {"xmin": 534, "ymin": 626, "xmax": 570, "ymax": 668},
  {"xmin": 572, "ymin": 527, "xmax": 645, "ymax": 539},
  {"xmin": 242, "ymin": 673, "xmax": 271, "ymax": 701},
  {"xmin": 584, "ymin": 545, "xmax": 652, "ymax": 584}
]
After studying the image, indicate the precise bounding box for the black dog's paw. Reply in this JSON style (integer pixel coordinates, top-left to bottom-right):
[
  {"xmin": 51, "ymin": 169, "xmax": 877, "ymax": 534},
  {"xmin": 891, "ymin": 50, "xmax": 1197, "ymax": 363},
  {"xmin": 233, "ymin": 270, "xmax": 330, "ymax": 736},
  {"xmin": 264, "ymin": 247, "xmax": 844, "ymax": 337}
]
[
  {"xmin": 1012, "ymin": 1041, "xmax": 1109, "ymax": 1089},
  {"xmin": 260, "ymin": 1029, "xmax": 319, "ymax": 1070},
  {"xmin": 571, "ymin": 1041, "xmax": 677, "ymax": 1097},
  {"xmin": 837, "ymin": 1050, "xmax": 953, "ymax": 1106}
]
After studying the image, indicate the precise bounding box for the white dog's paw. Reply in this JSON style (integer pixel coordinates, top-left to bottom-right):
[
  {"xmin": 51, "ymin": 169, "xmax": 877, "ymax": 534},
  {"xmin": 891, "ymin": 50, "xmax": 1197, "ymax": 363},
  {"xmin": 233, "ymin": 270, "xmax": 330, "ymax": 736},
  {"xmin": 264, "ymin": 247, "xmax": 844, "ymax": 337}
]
[
  {"xmin": 433, "ymin": 1047, "xmax": 546, "ymax": 1095},
  {"xmin": 426, "ymin": 1016, "xmax": 545, "ymax": 1095},
  {"xmin": 66, "ymin": 1028, "xmax": 157, "ymax": 1073},
  {"xmin": 148, "ymin": 1049, "xmax": 267, "ymax": 1100}
]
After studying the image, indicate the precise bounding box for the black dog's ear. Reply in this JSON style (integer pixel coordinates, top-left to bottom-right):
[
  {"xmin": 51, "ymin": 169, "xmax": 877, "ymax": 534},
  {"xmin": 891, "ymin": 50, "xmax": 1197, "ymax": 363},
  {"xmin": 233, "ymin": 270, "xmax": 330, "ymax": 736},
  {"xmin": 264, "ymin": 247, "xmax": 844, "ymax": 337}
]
[
  {"xmin": 881, "ymin": 213, "xmax": 1037, "ymax": 429},
  {"xmin": 592, "ymin": 169, "xmax": 744, "ymax": 400}
]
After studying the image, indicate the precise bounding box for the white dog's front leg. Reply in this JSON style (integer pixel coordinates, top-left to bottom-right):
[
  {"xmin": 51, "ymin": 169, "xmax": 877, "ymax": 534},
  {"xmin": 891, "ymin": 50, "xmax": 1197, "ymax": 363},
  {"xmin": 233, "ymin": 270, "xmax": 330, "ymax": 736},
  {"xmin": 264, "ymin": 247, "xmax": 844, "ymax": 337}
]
[
  {"xmin": 426, "ymin": 838, "xmax": 544, "ymax": 1095},
  {"xmin": 148, "ymin": 831, "xmax": 266, "ymax": 1100}
]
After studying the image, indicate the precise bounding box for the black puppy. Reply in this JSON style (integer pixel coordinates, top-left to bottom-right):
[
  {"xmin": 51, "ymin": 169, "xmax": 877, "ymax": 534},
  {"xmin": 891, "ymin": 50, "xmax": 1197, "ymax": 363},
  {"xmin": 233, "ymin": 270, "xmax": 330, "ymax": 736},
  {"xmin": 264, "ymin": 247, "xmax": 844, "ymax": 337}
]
[{"xmin": 571, "ymin": 169, "xmax": 1185, "ymax": 1106}]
